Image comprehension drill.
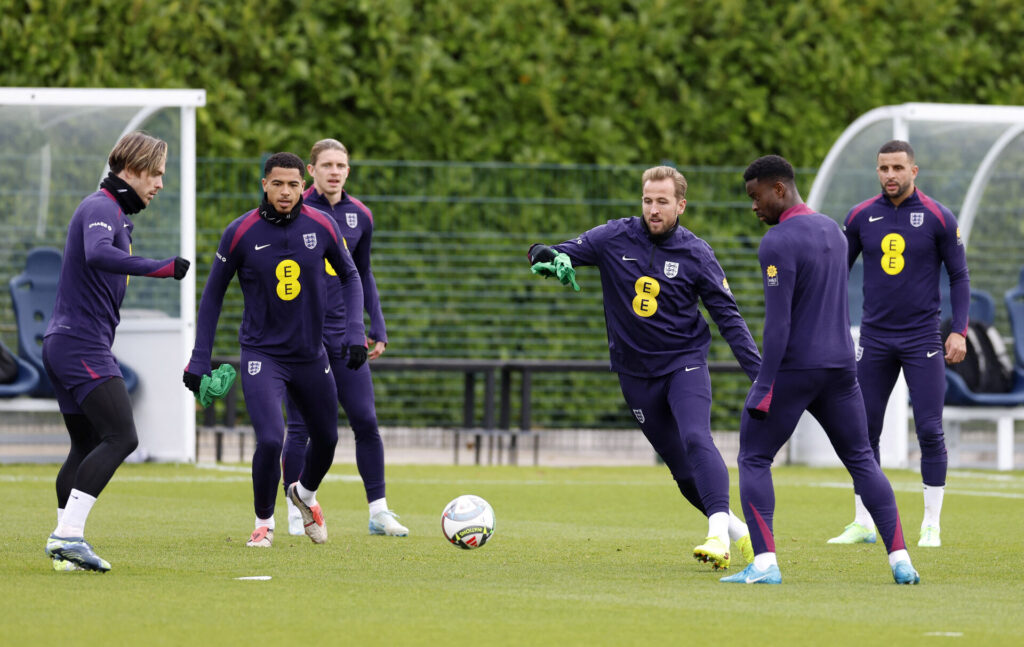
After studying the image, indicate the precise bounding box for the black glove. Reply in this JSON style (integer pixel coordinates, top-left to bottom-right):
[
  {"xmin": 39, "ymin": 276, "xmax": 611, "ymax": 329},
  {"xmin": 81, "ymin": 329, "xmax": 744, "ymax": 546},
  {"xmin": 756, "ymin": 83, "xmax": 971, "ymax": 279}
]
[
  {"xmin": 182, "ymin": 370, "xmax": 203, "ymax": 393},
  {"xmin": 346, "ymin": 345, "xmax": 368, "ymax": 370},
  {"xmin": 174, "ymin": 257, "xmax": 191, "ymax": 280},
  {"xmin": 527, "ymin": 244, "xmax": 559, "ymax": 277}
]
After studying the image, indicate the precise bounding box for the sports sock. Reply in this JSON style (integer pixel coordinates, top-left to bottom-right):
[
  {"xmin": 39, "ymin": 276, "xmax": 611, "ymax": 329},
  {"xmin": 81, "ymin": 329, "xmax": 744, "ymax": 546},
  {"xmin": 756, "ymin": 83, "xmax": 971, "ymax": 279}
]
[
  {"xmin": 921, "ymin": 485, "xmax": 944, "ymax": 529},
  {"xmin": 707, "ymin": 511, "xmax": 729, "ymax": 543},
  {"xmin": 753, "ymin": 552, "xmax": 778, "ymax": 570},
  {"xmin": 854, "ymin": 494, "xmax": 874, "ymax": 530},
  {"xmin": 295, "ymin": 481, "xmax": 318, "ymax": 508},
  {"xmin": 368, "ymin": 497, "xmax": 389, "ymax": 518},
  {"xmin": 727, "ymin": 510, "xmax": 748, "ymax": 542},
  {"xmin": 56, "ymin": 508, "xmax": 64, "ymax": 526},
  {"xmin": 888, "ymin": 549, "xmax": 910, "ymax": 567},
  {"xmin": 56, "ymin": 489, "xmax": 96, "ymax": 537},
  {"xmin": 256, "ymin": 516, "xmax": 275, "ymax": 531}
]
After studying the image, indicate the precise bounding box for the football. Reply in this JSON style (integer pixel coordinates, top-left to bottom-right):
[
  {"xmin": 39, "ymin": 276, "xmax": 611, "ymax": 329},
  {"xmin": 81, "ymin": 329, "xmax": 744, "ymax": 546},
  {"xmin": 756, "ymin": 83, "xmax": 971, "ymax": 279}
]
[{"xmin": 441, "ymin": 494, "xmax": 495, "ymax": 549}]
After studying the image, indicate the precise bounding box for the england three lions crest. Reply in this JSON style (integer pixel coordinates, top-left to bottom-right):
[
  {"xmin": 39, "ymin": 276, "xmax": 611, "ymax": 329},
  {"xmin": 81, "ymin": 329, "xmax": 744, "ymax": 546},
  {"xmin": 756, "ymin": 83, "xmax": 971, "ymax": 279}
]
[
  {"xmin": 248, "ymin": 361, "xmax": 262, "ymax": 376},
  {"xmin": 346, "ymin": 212, "xmax": 358, "ymax": 229},
  {"xmin": 663, "ymin": 261, "xmax": 679, "ymax": 278},
  {"xmin": 632, "ymin": 408, "xmax": 645, "ymax": 424},
  {"xmin": 910, "ymin": 212, "xmax": 924, "ymax": 227},
  {"xmin": 303, "ymin": 233, "xmax": 318, "ymax": 249}
]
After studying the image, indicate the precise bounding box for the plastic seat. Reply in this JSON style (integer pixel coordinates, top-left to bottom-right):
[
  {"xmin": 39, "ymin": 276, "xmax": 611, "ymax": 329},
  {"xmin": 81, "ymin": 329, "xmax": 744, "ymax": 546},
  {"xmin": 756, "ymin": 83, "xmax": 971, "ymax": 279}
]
[
  {"xmin": 943, "ymin": 274, "xmax": 1024, "ymax": 406},
  {"xmin": 0, "ymin": 338, "xmax": 40, "ymax": 397},
  {"xmin": 1006, "ymin": 266, "xmax": 1024, "ymax": 368},
  {"xmin": 9, "ymin": 247, "xmax": 138, "ymax": 396}
]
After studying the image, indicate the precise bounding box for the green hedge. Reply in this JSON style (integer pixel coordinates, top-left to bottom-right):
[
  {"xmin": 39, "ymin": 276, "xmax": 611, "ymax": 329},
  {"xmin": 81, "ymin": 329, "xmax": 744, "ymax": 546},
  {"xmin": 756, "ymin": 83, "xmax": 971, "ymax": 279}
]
[{"xmin": 4, "ymin": 0, "xmax": 1024, "ymax": 166}]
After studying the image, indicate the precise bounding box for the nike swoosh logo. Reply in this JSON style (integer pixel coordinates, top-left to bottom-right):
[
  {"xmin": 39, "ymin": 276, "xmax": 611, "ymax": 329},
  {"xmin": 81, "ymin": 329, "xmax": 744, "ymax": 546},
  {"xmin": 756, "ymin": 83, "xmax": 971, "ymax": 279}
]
[
  {"xmin": 868, "ymin": 216, "xmax": 884, "ymax": 222},
  {"xmin": 622, "ymin": 255, "xmax": 637, "ymax": 261},
  {"xmin": 255, "ymin": 244, "xmax": 271, "ymax": 250},
  {"xmin": 745, "ymin": 573, "xmax": 772, "ymax": 583},
  {"xmin": 324, "ymin": 366, "xmax": 330, "ymax": 373},
  {"xmin": 123, "ymin": 223, "xmax": 130, "ymax": 227},
  {"xmin": 927, "ymin": 350, "xmax": 940, "ymax": 358},
  {"xmin": 685, "ymin": 366, "xmax": 701, "ymax": 372}
]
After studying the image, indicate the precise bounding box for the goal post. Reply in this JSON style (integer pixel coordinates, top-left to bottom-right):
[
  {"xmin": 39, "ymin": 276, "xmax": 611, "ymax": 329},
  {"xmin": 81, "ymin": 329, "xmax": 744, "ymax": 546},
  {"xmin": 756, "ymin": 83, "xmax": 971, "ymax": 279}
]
[{"xmin": 0, "ymin": 87, "xmax": 206, "ymax": 461}]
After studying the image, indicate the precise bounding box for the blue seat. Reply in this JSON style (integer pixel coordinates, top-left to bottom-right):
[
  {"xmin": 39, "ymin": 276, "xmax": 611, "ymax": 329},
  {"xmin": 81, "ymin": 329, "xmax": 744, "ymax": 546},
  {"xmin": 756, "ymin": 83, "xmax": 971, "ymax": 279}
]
[
  {"xmin": 9, "ymin": 247, "xmax": 138, "ymax": 396},
  {"xmin": 1006, "ymin": 266, "xmax": 1024, "ymax": 369},
  {"xmin": 943, "ymin": 272, "xmax": 1024, "ymax": 406},
  {"xmin": 0, "ymin": 338, "xmax": 40, "ymax": 397}
]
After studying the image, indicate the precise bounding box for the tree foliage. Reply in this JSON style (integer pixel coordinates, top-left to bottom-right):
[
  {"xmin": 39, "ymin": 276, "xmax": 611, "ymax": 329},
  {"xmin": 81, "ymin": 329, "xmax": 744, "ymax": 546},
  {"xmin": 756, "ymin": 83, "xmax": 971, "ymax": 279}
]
[{"xmin": 4, "ymin": 0, "xmax": 1024, "ymax": 166}]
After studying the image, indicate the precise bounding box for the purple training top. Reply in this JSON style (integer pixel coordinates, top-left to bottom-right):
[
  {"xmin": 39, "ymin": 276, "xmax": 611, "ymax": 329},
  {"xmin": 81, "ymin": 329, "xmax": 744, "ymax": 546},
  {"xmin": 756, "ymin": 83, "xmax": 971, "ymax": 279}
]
[
  {"xmin": 747, "ymin": 204, "xmax": 855, "ymax": 416},
  {"xmin": 47, "ymin": 188, "xmax": 178, "ymax": 347},
  {"xmin": 844, "ymin": 189, "xmax": 970, "ymax": 337},
  {"xmin": 303, "ymin": 187, "xmax": 387, "ymax": 346},
  {"xmin": 553, "ymin": 217, "xmax": 760, "ymax": 380},
  {"xmin": 188, "ymin": 204, "xmax": 364, "ymax": 376}
]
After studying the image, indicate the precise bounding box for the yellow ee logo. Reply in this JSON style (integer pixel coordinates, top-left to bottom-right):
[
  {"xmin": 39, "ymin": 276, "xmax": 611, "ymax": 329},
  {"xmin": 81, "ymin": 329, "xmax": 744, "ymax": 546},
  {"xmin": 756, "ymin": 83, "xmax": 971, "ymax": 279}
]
[
  {"xmin": 632, "ymin": 276, "xmax": 660, "ymax": 317},
  {"xmin": 275, "ymin": 259, "xmax": 301, "ymax": 300},
  {"xmin": 881, "ymin": 233, "xmax": 906, "ymax": 275},
  {"xmin": 325, "ymin": 239, "xmax": 350, "ymax": 276}
]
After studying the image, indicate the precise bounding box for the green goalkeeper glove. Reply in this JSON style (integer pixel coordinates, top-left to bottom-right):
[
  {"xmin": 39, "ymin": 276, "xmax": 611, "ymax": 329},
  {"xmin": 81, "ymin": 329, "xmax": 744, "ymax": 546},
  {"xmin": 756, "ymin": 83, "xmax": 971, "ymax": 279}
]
[
  {"xmin": 552, "ymin": 253, "xmax": 580, "ymax": 291},
  {"xmin": 527, "ymin": 244, "xmax": 580, "ymax": 291},
  {"xmin": 531, "ymin": 253, "xmax": 580, "ymax": 291},
  {"xmin": 196, "ymin": 363, "xmax": 237, "ymax": 408}
]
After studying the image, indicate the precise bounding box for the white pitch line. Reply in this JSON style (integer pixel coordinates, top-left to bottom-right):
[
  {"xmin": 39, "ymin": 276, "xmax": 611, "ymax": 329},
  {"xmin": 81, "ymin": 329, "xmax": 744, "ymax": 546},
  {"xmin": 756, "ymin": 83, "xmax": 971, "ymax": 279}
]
[
  {"xmin": 806, "ymin": 481, "xmax": 1024, "ymax": 500},
  {"xmin": 234, "ymin": 575, "xmax": 272, "ymax": 581}
]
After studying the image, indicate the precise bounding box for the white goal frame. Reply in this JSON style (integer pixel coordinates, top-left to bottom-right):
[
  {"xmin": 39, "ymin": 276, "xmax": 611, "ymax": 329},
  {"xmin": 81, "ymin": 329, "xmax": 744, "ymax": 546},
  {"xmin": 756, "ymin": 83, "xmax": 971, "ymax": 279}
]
[{"xmin": 0, "ymin": 87, "xmax": 206, "ymax": 462}]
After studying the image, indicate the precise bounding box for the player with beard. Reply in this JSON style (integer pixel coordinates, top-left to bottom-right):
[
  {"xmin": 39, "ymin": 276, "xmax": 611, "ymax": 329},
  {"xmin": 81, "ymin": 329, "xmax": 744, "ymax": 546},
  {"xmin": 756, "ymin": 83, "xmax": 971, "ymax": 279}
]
[{"xmin": 527, "ymin": 165, "xmax": 761, "ymax": 571}]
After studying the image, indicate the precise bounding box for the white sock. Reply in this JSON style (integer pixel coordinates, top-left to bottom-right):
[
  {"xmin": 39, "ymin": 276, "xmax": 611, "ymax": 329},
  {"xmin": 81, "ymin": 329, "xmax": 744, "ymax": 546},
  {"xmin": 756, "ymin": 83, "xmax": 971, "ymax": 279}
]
[
  {"xmin": 754, "ymin": 552, "xmax": 778, "ymax": 570},
  {"xmin": 854, "ymin": 494, "xmax": 874, "ymax": 529},
  {"xmin": 295, "ymin": 482, "xmax": 317, "ymax": 508},
  {"xmin": 285, "ymin": 496, "xmax": 300, "ymax": 515},
  {"xmin": 256, "ymin": 516, "xmax": 275, "ymax": 531},
  {"xmin": 56, "ymin": 508, "xmax": 64, "ymax": 526},
  {"xmin": 888, "ymin": 549, "xmax": 910, "ymax": 567},
  {"xmin": 922, "ymin": 485, "xmax": 944, "ymax": 529},
  {"xmin": 56, "ymin": 489, "xmax": 96, "ymax": 538},
  {"xmin": 727, "ymin": 510, "xmax": 748, "ymax": 542},
  {"xmin": 368, "ymin": 498, "xmax": 389, "ymax": 518},
  {"xmin": 707, "ymin": 511, "xmax": 729, "ymax": 543}
]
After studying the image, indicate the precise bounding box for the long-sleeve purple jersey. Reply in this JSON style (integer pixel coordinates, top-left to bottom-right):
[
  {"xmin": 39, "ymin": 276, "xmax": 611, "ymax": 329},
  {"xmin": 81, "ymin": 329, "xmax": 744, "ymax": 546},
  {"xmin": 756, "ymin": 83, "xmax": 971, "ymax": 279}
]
[
  {"xmin": 747, "ymin": 205, "xmax": 854, "ymax": 416},
  {"xmin": 844, "ymin": 189, "xmax": 969, "ymax": 336},
  {"xmin": 302, "ymin": 187, "xmax": 387, "ymax": 345},
  {"xmin": 188, "ymin": 204, "xmax": 364, "ymax": 376},
  {"xmin": 46, "ymin": 188, "xmax": 179, "ymax": 347},
  {"xmin": 553, "ymin": 217, "xmax": 761, "ymax": 379}
]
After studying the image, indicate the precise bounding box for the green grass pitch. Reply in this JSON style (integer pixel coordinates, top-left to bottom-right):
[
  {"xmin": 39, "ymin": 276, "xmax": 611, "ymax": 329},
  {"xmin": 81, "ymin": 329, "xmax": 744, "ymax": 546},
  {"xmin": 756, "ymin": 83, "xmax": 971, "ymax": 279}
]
[{"xmin": 2, "ymin": 462, "xmax": 1023, "ymax": 646}]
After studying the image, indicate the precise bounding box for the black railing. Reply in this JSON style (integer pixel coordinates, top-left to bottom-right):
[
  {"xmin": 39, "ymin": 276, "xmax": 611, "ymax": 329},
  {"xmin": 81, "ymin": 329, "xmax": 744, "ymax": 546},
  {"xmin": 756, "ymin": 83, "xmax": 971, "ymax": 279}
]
[{"xmin": 199, "ymin": 357, "xmax": 745, "ymax": 465}]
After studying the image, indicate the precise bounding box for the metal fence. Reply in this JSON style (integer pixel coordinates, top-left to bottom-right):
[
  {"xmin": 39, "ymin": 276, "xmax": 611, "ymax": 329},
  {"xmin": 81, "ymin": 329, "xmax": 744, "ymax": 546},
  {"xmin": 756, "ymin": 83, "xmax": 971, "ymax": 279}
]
[{"xmin": 3, "ymin": 159, "xmax": 1021, "ymax": 433}]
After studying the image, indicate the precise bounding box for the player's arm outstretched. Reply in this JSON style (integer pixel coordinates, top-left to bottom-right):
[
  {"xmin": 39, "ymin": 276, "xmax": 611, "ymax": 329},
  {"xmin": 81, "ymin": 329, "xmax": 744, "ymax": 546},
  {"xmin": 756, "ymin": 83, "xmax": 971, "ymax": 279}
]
[{"xmin": 83, "ymin": 204, "xmax": 189, "ymax": 279}]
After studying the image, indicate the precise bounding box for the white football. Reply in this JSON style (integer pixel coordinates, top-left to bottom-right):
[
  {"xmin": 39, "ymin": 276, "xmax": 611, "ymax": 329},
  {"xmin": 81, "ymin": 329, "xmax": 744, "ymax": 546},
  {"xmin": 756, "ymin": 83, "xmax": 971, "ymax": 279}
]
[{"xmin": 441, "ymin": 495, "xmax": 495, "ymax": 549}]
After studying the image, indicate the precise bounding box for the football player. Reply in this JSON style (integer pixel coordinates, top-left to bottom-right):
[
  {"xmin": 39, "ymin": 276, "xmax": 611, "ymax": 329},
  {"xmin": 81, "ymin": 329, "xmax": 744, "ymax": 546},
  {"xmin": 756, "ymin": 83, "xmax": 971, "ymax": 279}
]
[
  {"xmin": 527, "ymin": 165, "xmax": 761, "ymax": 571},
  {"xmin": 829, "ymin": 140, "xmax": 969, "ymax": 548},
  {"xmin": 723, "ymin": 154, "xmax": 918, "ymax": 585}
]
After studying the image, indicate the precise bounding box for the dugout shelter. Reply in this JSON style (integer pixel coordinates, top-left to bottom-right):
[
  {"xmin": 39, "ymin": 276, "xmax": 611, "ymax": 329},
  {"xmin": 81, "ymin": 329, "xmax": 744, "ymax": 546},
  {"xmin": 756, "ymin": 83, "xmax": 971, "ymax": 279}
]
[
  {"xmin": 0, "ymin": 88, "xmax": 206, "ymax": 461},
  {"xmin": 791, "ymin": 102, "xmax": 1024, "ymax": 469}
]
